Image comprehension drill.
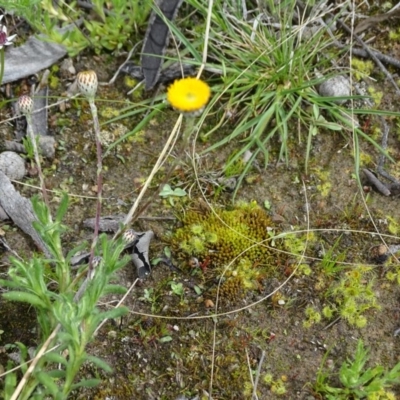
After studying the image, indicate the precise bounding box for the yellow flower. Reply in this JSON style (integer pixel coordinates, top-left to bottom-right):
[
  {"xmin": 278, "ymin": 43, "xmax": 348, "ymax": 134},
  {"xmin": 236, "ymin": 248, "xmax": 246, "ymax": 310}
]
[{"xmin": 167, "ymin": 77, "xmax": 210, "ymax": 114}]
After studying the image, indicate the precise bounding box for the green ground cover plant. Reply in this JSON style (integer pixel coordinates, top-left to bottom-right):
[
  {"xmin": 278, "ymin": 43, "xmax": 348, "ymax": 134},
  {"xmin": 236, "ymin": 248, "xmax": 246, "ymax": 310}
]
[
  {"xmin": 2, "ymin": 0, "xmax": 400, "ymax": 398},
  {"xmin": 315, "ymin": 339, "xmax": 400, "ymax": 399},
  {"xmin": 1, "ymin": 0, "xmax": 152, "ymax": 56},
  {"xmin": 0, "ymin": 195, "xmax": 130, "ymax": 399},
  {"xmin": 161, "ymin": 0, "xmax": 400, "ymax": 198}
]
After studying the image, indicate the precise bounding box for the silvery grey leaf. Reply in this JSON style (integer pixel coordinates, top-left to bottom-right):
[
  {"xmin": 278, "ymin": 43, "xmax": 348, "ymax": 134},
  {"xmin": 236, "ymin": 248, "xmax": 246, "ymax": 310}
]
[
  {"xmin": 2, "ymin": 25, "xmax": 78, "ymax": 84},
  {"xmin": 141, "ymin": 0, "xmax": 183, "ymax": 90},
  {"xmin": 132, "ymin": 230, "xmax": 154, "ymax": 278}
]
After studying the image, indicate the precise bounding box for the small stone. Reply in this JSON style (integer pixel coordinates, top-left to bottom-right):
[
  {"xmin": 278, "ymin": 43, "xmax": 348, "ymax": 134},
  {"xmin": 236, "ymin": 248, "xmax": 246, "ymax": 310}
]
[
  {"xmin": 59, "ymin": 58, "xmax": 76, "ymax": 78},
  {"xmin": 107, "ymin": 330, "xmax": 117, "ymax": 339},
  {"xmin": 204, "ymin": 299, "xmax": 214, "ymax": 308},
  {"xmin": 0, "ymin": 151, "xmax": 26, "ymax": 180},
  {"xmin": 318, "ymin": 76, "xmax": 351, "ymax": 104},
  {"xmin": 38, "ymin": 136, "xmax": 56, "ymax": 160}
]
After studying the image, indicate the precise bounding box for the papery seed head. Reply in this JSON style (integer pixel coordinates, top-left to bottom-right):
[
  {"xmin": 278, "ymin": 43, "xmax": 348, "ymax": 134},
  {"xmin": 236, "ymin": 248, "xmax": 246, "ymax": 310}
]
[
  {"xmin": 0, "ymin": 31, "xmax": 7, "ymax": 46},
  {"xmin": 92, "ymin": 256, "xmax": 103, "ymax": 269},
  {"xmin": 122, "ymin": 229, "xmax": 137, "ymax": 245},
  {"xmin": 0, "ymin": 15, "xmax": 17, "ymax": 49},
  {"xmin": 77, "ymin": 70, "xmax": 98, "ymax": 99},
  {"xmin": 18, "ymin": 95, "xmax": 34, "ymax": 116}
]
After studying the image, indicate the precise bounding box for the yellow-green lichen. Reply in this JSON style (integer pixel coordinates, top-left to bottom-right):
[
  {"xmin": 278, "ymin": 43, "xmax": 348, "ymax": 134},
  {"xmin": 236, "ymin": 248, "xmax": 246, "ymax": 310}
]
[
  {"xmin": 367, "ymin": 86, "xmax": 383, "ymax": 107},
  {"xmin": 351, "ymin": 58, "xmax": 374, "ymax": 81},
  {"xmin": 312, "ymin": 167, "xmax": 331, "ymax": 197},
  {"xmin": 100, "ymin": 107, "xmax": 121, "ymax": 119}
]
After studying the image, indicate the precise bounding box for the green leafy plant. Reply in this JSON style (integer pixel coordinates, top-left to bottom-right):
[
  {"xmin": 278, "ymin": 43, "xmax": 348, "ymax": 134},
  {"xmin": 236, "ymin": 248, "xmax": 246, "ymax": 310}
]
[
  {"xmin": 170, "ymin": 0, "xmax": 395, "ymax": 196},
  {"xmin": 159, "ymin": 184, "xmax": 187, "ymax": 206},
  {"xmin": 3, "ymin": 0, "xmax": 152, "ymax": 56},
  {"xmin": 315, "ymin": 339, "xmax": 400, "ymax": 399},
  {"xmin": 0, "ymin": 194, "xmax": 130, "ymax": 399},
  {"xmin": 139, "ymin": 288, "xmax": 160, "ymax": 313},
  {"xmin": 325, "ymin": 265, "xmax": 379, "ymax": 328},
  {"xmin": 169, "ymin": 281, "xmax": 185, "ymax": 305},
  {"xmin": 263, "ymin": 373, "xmax": 287, "ymax": 396}
]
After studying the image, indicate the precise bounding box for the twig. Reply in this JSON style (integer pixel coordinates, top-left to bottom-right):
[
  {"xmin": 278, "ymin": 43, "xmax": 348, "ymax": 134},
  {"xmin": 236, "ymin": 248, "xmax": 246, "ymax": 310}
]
[
  {"xmin": 363, "ymin": 168, "xmax": 391, "ymax": 196},
  {"xmin": 323, "ymin": 316, "xmax": 341, "ymax": 330},
  {"xmin": 252, "ymin": 350, "xmax": 265, "ymax": 400},
  {"xmin": 18, "ymin": 95, "xmax": 50, "ymax": 207},
  {"xmin": 336, "ymin": 19, "xmax": 400, "ymax": 97},
  {"xmin": 318, "ymin": 14, "xmax": 400, "ymax": 70},
  {"xmin": 108, "ymin": 42, "xmax": 141, "ymax": 85}
]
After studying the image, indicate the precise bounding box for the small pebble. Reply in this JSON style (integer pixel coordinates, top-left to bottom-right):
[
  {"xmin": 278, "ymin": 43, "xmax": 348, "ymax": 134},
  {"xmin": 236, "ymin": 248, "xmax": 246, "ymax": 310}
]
[
  {"xmin": 0, "ymin": 151, "xmax": 26, "ymax": 180},
  {"xmin": 318, "ymin": 75, "xmax": 351, "ymax": 104}
]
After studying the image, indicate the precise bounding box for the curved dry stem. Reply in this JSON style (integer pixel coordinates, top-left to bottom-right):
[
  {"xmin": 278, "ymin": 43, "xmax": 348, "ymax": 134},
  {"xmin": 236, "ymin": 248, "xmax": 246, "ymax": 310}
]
[
  {"xmin": 9, "ymin": 325, "xmax": 61, "ymax": 400},
  {"xmin": 114, "ymin": 113, "xmax": 183, "ymax": 236}
]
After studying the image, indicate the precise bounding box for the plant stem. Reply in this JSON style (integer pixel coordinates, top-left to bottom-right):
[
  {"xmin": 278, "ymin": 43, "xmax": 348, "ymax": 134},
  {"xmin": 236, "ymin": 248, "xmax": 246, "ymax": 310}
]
[
  {"xmin": 181, "ymin": 116, "xmax": 195, "ymax": 148},
  {"xmin": 0, "ymin": 48, "xmax": 4, "ymax": 85},
  {"xmin": 25, "ymin": 113, "xmax": 50, "ymax": 208},
  {"xmin": 116, "ymin": 114, "xmax": 183, "ymax": 235},
  {"xmin": 88, "ymin": 99, "xmax": 102, "ymax": 273}
]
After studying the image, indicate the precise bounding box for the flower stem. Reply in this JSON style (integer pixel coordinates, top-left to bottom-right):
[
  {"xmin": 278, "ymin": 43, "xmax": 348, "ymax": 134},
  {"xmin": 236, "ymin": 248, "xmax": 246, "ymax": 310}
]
[
  {"xmin": 182, "ymin": 116, "xmax": 195, "ymax": 148},
  {"xmin": 87, "ymin": 99, "xmax": 102, "ymax": 273},
  {"xmin": 0, "ymin": 48, "xmax": 4, "ymax": 85},
  {"xmin": 26, "ymin": 113, "xmax": 50, "ymax": 208}
]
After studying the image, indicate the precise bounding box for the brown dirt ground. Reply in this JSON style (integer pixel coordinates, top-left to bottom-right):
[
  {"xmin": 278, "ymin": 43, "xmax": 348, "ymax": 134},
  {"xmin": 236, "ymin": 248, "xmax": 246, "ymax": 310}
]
[{"xmin": 3, "ymin": 4, "xmax": 400, "ymax": 400}]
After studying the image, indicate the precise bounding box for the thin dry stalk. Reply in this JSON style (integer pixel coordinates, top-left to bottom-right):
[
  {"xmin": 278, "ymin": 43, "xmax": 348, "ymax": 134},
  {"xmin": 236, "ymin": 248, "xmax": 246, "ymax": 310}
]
[
  {"xmin": 115, "ymin": 114, "xmax": 183, "ymax": 236},
  {"xmin": 252, "ymin": 350, "xmax": 266, "ymax": 400},
  {"xmin": 9, "ymin": 325, "xmax": 61, "ymax": 400}
]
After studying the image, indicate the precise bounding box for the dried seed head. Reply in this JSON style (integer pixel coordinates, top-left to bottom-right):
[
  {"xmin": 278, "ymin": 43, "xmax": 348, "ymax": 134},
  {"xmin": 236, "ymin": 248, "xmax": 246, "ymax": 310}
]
[
  {"xmin": 18, "ymin": 95, "xmax": 34, "ymax": 116},
  {"xmin": 77, "ymin": 70, "xmax": 98, "ymax": 99},
  {"xmin": 122, "ymin": 229, "xmax": 137, "ymax": 245},
  {"xmin": 92, "ymin": 256, "xmax": 103, "ymax": 269},
  {"xmin": 0, "ymin": 15, "xmax": 17, "ymax": 50}
]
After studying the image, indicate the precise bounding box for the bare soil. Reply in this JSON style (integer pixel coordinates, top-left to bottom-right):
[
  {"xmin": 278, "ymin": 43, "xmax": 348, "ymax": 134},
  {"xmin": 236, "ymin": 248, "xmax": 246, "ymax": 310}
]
[{"xmin": 2, "ymin": 7, "xmax": 400, "ymax": 400}]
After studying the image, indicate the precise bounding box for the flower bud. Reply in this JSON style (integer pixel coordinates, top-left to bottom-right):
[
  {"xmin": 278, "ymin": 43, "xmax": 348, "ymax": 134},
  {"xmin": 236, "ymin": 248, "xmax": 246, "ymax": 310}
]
[
  {"xmin": 77, "ymin": 70, "xmax": 98, "ymax": 99},
  {"xmin": 18, "ymin": 95, "xmax": 34, "ymax": 116},
  {"xmin": 122, "ymin": 229, "xmax": 138, "ymax": 246}
]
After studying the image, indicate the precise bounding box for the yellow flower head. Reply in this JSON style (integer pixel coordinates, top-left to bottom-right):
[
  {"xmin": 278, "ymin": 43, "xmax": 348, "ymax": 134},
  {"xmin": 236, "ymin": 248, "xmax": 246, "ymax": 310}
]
[{"xmin": 167, "ymin": 77, "xmax": 210, "ymax": 115}]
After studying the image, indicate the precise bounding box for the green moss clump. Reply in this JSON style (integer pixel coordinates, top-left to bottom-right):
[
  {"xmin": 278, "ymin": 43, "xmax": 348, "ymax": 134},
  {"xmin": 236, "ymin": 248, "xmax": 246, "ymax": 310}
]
[
  {"xmin": 367, "ymin": 86, "xmax": 383, "ymax": 107},
  {"xmin": 169, "ymin": 201, "xmax": 284, "ymax": 299},
  {"xmin": 100, "ymin": 107, "xmax": 121, "ymax": 119}
]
